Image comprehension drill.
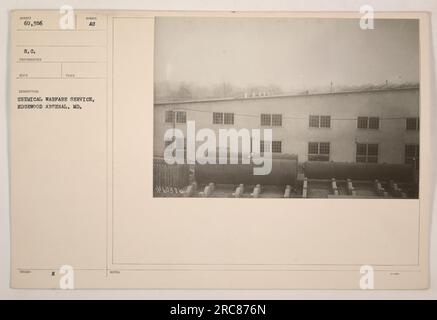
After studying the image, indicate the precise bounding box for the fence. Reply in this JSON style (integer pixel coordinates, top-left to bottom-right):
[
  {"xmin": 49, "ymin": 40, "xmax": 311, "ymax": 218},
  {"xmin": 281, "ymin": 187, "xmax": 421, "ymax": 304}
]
[{"xmin": 153, "ymin": 158, "xmax": 190, "ymax": 195}]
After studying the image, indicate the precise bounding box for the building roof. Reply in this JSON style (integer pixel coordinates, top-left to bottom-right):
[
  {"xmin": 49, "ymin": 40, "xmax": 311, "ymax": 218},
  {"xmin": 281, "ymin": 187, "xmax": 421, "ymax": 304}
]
[{"xmin": 154, "ymin": 85, "xmax": 419, "ymax": 106}]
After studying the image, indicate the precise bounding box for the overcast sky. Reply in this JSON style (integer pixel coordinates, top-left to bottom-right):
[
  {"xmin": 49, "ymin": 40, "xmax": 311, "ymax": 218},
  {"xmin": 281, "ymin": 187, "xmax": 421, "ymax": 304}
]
[{"xmin": 154, "ymin": 17, "xmax": 419, "ymax": 91}]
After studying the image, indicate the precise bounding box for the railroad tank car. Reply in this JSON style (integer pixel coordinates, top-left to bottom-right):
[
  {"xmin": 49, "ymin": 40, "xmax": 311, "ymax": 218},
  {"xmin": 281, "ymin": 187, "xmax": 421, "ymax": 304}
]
[
  {"xmin": 303, "ymin": 161, "xmax": 415, "ymax": 182},
  {"xmin": 194, "ymin": 153, "xmax": 298, "ymax": 186}
]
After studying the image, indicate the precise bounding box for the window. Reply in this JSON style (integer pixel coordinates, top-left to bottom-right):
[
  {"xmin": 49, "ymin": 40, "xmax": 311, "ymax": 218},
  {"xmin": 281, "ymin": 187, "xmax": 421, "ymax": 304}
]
[
  {"xmin": 272, "ymin": 141, "xmax": 282, "ymax": 153},
  {"xmin": 357, "ymin": 116, "xmax": 379, "ymax": 129},
  {"xmin": 356, "ymin": 143, "xmax": 367, "ymax": 161},
  {"xmin": 213, "ymin": 112, "xmax": 223, "ymax": 124},
  {"xmin": 260, "ymin": 140, "xmax": 281, "ymax": 153},
  {"xmin": 272, "ymin": 114, "xmax": 282, "ymax": 126},
  {"xmin": 357, "ymin": 117, "xmax": 368, "ymax": 129},
  {"xmin": 176, "ymin": 111, "xmax": 186, "ymax": 124},
  {"xmin": 309, "ymin": 115, "xmax": 330, "ymax": 128},
  {"xmin": 260, "ymin": 114, "xmax": 282, "ymax": 126},
  {"xmin": 309, "ymin": 115, "xmax": 320, "ymax": 128},
  {"xmin": 406, "ymin": 117, "xmax": 419, "ymax": 131},
  {"xmin": 368, "ymin": 117, "xmax": 379, "ymax": 129},
  {"xmin": 308, "ymin": 142, "xmax": 330, "ymax": 161},
  {"xmin": 213, "ymin": 112, "xmax": 234, "ymax": 125},
  {"xmin": 356, "ymin": 143, "xmax": 378, "ymax": 163},
  {"xmin": 308, "ymin": 142, "xmax": 319, "ymax": 155},
  {"xmin": 405, "ymin": 144, "xmax": 419, "ymax": 169},
  {"xmin": 320, "ymin": 116, "xmax": 331, "ymax": 128},
  {"xmin": 319, "ymin": 142, "xmax": 330, "ymax": 155},
  {"xmin": 165, "ymin": 110, "xmax": 174, "ymax": 123},
  {"xmin": 260, "ymin": 114, "xmax": 271, "ymax": 126},
  {"xmin": 260, "ymin": 140, "xmax": 270, "ymax": 153},
  {"xmin": 224, "ymin": 113, "xmax": 234, "ymax": 125}
]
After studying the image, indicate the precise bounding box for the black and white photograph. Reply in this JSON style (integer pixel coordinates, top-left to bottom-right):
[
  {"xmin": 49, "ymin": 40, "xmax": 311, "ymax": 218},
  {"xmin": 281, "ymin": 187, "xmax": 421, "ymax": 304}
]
[{"xmin": 153, "ymin": 17, "xmax": 420, "ymax": 199}]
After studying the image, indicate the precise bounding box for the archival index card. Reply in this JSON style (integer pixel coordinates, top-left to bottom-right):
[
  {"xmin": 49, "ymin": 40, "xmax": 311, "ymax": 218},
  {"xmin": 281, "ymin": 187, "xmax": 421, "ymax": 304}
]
[{"xmin": 9, "ymin": 10, "xmax": 431, "ymax": 289}]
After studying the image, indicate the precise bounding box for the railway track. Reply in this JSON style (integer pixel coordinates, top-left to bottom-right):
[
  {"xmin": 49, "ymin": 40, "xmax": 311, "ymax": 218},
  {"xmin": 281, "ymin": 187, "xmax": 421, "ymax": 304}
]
[
  {"xmin": 180, "ymin": 178, "xmax": 416, "ymax": 198},
  {"xmin": 153, "ymin": 156, "xmax": 418, "ymax": 199}
]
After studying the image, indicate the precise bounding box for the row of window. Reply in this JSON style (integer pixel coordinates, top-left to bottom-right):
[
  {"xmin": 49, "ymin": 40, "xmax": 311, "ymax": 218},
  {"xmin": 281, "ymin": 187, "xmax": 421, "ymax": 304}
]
[
  {"xmin": 307, "ymin": 142, "xmax": 418, "ymax": 166},
  {"xmin": 164, "ymin": 111, "xmax": 420, "ymax": 131},
  {"xmin": 307, "ymin": 142, "xmax": 418, "ymax": 167},
  {"xmin": 164, "ymin": 138, "xmax": 419, "ymax": 168}
]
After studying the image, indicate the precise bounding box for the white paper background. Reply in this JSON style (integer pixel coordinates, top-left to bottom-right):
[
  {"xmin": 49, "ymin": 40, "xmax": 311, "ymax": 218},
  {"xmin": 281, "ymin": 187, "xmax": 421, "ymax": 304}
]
[{"xmin": 0, "ymin": 0, "xmax": 436, "ymax": 299}]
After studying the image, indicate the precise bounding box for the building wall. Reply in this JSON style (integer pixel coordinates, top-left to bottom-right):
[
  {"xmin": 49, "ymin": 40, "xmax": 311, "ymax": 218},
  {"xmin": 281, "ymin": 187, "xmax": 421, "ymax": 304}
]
[{"xmin": 153, "ymin": 88, "xmax": 419, "ymax": 164}]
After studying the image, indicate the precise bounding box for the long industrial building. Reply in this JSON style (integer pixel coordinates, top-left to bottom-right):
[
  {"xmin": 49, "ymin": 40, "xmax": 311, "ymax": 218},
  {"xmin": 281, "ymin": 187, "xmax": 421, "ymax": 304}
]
[{"xmin": 154, "ymin": 86, "xmax": 420, "ymax": 167}]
